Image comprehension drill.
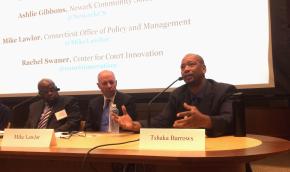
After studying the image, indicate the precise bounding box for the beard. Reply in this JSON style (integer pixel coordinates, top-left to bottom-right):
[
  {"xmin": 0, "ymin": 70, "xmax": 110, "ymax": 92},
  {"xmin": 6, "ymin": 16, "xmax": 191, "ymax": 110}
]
[{"xmin": 184, "ymin": 74, "xmax": 204, "ymax": 87}]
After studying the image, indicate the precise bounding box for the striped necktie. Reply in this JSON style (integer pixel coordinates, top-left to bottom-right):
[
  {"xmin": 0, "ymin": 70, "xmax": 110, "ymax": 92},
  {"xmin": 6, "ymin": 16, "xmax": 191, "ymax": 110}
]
[{"xmin": 37, "ymin": 104, "xmax": 52, "ymax": 129}]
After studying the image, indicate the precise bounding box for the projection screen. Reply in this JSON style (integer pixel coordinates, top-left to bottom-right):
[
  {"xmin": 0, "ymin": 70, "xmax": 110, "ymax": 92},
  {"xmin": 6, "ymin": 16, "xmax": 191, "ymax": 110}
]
[{"xmin": 0, "ymin": 0, "xmax": 273, "ymax": 97}]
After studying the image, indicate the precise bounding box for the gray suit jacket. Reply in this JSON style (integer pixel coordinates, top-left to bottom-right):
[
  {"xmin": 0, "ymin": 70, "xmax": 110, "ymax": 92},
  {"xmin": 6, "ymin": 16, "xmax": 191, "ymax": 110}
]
[{"xmin": 25, "ymin": 96, "xmax": 81, "ymax": 132}]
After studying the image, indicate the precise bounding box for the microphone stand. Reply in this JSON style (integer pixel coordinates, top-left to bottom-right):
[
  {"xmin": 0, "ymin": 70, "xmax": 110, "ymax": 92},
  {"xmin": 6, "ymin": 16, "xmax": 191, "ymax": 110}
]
[
  {"xmin": 147, "ymin": 77, "xmax": 183, "ymax": 127},
  {"xmin": 12, "ymin": 95, "xmax": 40, "ymax": 110},
  {"xmin": 11, "ymin": 95, "xmax": 40, "ymax": 128}
]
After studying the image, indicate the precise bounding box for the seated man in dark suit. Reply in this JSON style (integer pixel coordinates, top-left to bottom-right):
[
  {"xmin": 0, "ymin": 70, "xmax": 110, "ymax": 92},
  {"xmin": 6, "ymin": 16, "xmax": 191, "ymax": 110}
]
[
  {"xmin": 25, "ymin": 78, "xmax": 81, "ymax": 132},
  {"xmin": 85, "ymin": 70, "xmax": 136, "ymax": 132},
  {"xmin": 0, "ymin": 103, "xmax": 12, "ymax": 130},
  {"xmin": 113, "ymin": 53, "xmax": 237, "ymax": 137}
]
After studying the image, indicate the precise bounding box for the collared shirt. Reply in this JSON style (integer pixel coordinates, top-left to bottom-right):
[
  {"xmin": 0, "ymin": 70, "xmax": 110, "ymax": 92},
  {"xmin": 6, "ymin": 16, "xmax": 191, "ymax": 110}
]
[
  {"xmin": 102, "ymin": 91, "xmax": 117, "ymax": 108},
  {"xmin": 188, "ymin": 79, "xmax": 206, "ymax": 106}
]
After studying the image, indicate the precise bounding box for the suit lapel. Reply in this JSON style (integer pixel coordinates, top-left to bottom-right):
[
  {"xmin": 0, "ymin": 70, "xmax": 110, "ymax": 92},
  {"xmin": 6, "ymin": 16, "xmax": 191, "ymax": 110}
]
[
  {"xmin": 198, "ymin": 82, "xmax": 214, "ymax": 115},
  {"xmin": 113, "ymin": 92, "xmax": 121, "ymax": 105},
  {"xmin": 43, "ymin": 97, "xmax": 62, "ymax": 128},
  {"xmin": 33, "ymin": 100, "xmax": 46, "ymax": 128},
  {"xmin": 95, "ymin": 97, "xmax": 104, "ymax": 128},
  {"xmin": 198, "ymin": 92, "xmax": 214, "ymax": 115}
]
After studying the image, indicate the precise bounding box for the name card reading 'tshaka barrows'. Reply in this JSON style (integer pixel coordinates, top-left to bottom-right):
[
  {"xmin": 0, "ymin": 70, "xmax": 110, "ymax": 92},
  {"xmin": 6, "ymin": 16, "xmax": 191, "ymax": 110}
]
[
  {"xmin": 1, "ymin": 129, "xmax": 57, "ymax": 147},
  {"xmin": 139, "ymin": 128, "xmax": 205, "ymax": 151}
]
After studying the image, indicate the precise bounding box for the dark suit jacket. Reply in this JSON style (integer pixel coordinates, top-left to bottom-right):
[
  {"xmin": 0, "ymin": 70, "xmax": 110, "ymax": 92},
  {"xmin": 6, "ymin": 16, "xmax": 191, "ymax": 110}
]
[
  {"xmin": 0, "ymin": 103, "xmax": 12, "ymax": 130},
  {"xmin": 25, "ymin": 96, "xmax": 81, "ymax": 132},
  {"xmin": 85, "ymin": 91, "xmax": 136, "ymax": 131},
  {"xmin": 140, "ymin": 79, "xmax": 237, "ymax": 137}
]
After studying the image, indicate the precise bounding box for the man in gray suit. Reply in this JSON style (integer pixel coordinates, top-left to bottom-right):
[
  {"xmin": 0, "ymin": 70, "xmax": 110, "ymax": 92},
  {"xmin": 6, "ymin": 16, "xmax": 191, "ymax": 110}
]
[
  {"xmin": 25, "ymin": 79, "xmax": 81, "ymax": 132},
  {"xmin": 113, "ymin": 53, "xmax": 237, "ymax": 137}
]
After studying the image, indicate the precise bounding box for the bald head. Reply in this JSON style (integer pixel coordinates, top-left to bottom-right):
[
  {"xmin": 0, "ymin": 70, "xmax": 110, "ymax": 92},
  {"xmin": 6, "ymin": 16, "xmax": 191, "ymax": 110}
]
[
  {"xmin": 98, "ymin": 70, "xmax": 116, "ymax": 83},
  {"xmin": 181, "ymin": 53, "xmax": 206, "ymax": 85},
  {"xmin": 97, "ymin": 70, "xmax": 117, "ymax": 98},
  {"xmin": 37, "ymin": 78, "xmax": 59, "ymax": 105},
  {"xmin": 182, "ymin": 53, "xmax": 205, "ymax": 65},
  {"xmin": 38, "ymin": 79, "xmax": 56, "ymax": 90}
]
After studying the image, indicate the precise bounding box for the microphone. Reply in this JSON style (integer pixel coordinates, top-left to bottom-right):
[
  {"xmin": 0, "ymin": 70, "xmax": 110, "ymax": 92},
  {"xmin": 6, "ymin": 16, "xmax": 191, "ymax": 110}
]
[
  {"xmin": 12, "ymin": 95, "xmax": 40, "ymax": 110},
  {"xmin": 147, "ymin": 76, "xmax": 183, "ymax": 127}
]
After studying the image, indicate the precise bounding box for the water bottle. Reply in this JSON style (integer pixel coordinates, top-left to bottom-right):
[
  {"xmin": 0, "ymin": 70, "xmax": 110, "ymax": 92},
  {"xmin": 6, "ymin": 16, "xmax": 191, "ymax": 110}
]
[{"xmin": 109, "ymin": 104, "xmax": 119, "ymax": 133}]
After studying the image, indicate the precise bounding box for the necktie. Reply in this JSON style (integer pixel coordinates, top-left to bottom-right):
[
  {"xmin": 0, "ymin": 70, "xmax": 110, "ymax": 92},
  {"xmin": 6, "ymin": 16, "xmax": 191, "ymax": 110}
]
[
  {"xmin": 37, "ymin": 104, "xmax": 52, "ymax": 129},
  {"xmin": 100, "ymin": 99, "xmax": 111, "ymax": 131}
]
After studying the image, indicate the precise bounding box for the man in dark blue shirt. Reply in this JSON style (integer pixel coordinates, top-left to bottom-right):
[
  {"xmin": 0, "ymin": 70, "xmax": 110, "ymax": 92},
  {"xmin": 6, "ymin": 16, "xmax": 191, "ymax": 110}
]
[{"xmin": 113, "ymin": 53, "xmax": 237, "ymax": 137}]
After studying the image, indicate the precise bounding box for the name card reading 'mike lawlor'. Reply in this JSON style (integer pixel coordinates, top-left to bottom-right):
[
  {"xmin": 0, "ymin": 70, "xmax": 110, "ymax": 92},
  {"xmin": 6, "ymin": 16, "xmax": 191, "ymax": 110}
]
[
  {"xmin": 140, "ymin": 128, "xmax": 205, "ymax": 151},
  {"xmin": 1, "ymin": 129, "xmax": 57, "ymax": 148}
]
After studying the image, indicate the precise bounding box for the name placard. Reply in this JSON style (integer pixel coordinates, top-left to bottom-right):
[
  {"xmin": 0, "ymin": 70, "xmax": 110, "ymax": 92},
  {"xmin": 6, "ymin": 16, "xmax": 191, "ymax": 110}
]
[
  {"xmin": 1, "ymin": 129, "xmax": 57, "ymax": 148},
  {"xmin": 139, "ymin": 128, "xmax": 205, "ymax": 151}
]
